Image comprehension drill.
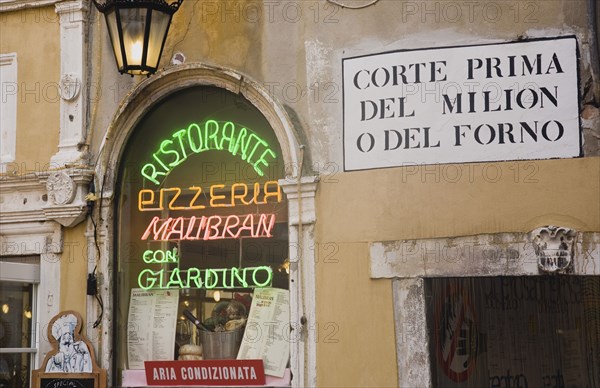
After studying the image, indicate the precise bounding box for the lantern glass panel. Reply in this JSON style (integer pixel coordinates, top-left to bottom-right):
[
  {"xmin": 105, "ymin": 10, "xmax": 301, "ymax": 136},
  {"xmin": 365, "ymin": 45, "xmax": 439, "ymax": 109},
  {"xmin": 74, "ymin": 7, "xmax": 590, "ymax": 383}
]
[
  {"xmin": 147, "ymin": 10, "xmax": 172, "ymax": 70},
  {"xmin": 105, "ymin": 8, "xmax": 124, "ymax": 69},
  {"xmin": 120, "ymin": 7, "xmax": 148, "ymax": 71}
]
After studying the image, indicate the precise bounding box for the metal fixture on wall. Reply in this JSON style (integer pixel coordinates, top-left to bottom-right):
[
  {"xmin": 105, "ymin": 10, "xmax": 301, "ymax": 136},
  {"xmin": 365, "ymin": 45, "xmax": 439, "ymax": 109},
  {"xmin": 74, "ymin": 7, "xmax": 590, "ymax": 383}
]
[{"xmin": 91, "ymin": 0, "xmax": 184, "ymax": 76}]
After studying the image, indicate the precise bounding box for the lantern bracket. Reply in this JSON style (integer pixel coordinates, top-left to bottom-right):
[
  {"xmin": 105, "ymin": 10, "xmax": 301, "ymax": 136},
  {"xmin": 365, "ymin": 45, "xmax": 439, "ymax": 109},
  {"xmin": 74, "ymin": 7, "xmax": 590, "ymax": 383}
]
[{"xmin": 92, "ymin": 0, "xmax": 184, "ymax": 14}]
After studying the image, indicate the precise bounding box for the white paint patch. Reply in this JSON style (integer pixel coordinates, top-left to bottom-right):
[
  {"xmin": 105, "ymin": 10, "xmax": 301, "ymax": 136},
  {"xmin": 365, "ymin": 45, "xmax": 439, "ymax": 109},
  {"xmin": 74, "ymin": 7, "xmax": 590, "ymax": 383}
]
[
  {"xmin": 304, "ymin": 39, "xmax": 337, "ymax": 166},
  {"xmin": 305, "ymin": 39, "xmax": 330, "ymax": 84}
]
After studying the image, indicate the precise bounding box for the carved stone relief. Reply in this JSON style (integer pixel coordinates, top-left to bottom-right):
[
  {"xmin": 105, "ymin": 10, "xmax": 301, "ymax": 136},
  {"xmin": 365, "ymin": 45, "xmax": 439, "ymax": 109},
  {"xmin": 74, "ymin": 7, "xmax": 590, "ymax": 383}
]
[
  {"xmin": 532, "ymin": 226, "xmax": 577, "ymax": 273},
  {"xmin": 46, "ymin": 171, "xmax": 76, "ymax": 205},
  {"xmin": 60, "ymin": 73, "xmax": 81, "ymax": 101}
]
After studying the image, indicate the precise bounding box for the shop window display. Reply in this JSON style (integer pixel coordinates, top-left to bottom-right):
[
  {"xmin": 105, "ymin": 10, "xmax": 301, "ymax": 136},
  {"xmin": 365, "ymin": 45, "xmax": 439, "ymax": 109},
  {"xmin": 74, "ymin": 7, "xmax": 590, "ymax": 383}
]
[
  {"xmin": 426, "ymin": 276, "xmax": 600, "ymax": 388},
  {"xmin": 115, "ymin": 87, "xmax": 290, "ymax": 385}
]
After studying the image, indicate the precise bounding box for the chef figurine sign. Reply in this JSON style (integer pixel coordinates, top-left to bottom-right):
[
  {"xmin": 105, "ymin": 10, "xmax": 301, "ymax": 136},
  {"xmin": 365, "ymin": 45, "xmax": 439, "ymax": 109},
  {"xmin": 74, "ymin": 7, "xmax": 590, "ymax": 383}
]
[
  {"xmin": 45, "ymin": 312, "xmax": 93, "ymax": 372},
  {"xmin": 32, "ymin": 311, "xmax": 106, "ymax": 388}
]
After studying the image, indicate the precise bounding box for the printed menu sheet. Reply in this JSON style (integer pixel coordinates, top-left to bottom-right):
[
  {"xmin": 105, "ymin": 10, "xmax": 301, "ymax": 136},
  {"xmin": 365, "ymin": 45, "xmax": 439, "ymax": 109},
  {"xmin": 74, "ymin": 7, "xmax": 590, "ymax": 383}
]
[
  {"xmin": 127, "ymin": 288, "xmax": 179, "ymax": 369},
  {"xmin": 237, "ymin": 288, "xmax": 290, "ymax": 377}
]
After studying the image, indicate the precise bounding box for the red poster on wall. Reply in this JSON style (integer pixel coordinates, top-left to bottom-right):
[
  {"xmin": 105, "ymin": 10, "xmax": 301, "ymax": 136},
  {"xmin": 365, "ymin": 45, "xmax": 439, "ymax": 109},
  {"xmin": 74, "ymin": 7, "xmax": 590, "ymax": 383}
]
[{"xmin": 144, "ymin": 359, "xmax": 266, "ymax": 386}]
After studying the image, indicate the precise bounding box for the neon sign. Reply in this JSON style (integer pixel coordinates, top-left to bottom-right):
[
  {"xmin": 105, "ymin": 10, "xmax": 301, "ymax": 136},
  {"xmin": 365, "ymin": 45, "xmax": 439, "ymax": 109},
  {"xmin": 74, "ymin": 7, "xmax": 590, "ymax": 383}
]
[
  {"xmin": 141, "ymin": 121, "xmax": 277, "ymax": 185},
  {"xmin": 142, "ymin": 248, "xmax": 179, "ymax": 263},
  {"xmin": 141, "ymin": 213, "xmax": 276, "ymax": 241},
  {"xmin": 136, "ymin": 249, "xmax": 274, "ymax": 290},
  {"xmin": 138, "ymin": 266, "xmax": 273, "ymax": 290},
  {"xmin": 138, "ymin": 181, "xmax": 282, "ymax": 212}
]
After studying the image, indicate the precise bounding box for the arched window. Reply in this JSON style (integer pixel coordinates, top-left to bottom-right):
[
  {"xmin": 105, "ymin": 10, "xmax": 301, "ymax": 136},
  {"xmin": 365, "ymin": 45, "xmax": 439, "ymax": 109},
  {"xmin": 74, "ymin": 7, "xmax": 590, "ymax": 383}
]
[{"xmin": 114, "ymin": 86, "xmax": 289, "ymax": 384}]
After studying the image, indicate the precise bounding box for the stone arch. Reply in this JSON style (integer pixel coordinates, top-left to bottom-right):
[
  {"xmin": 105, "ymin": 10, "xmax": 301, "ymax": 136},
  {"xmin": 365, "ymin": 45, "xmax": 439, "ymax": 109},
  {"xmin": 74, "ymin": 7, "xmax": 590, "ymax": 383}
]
[{"xmin": 97, "ymin": 63, "xmax": 303, "ymax": 192}]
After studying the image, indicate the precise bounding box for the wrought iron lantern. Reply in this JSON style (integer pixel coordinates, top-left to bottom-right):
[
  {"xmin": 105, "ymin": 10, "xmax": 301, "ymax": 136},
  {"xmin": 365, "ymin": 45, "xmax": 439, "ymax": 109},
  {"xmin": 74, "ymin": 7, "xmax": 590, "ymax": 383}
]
[{"xmin": 92, "ymin": 0, "xmax": 184, "ymax": 76}]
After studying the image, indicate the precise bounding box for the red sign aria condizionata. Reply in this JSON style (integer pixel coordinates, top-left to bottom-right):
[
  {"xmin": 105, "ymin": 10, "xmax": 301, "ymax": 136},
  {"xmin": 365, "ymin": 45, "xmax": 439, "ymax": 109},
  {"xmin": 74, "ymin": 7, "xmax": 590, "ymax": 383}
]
[{"xmin": 144, "ymin": 359, "xmax": 266, "ymax": 386}]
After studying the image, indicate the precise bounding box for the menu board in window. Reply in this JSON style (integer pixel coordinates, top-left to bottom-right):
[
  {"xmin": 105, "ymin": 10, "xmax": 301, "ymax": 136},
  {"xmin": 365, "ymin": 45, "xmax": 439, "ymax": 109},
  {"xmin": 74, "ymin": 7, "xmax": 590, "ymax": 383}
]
[
  {"xmin": 237, "ymin": 288, "xmax": 290, "ymax": 377},
  {"xmin": 127, "ymin": 289, "xmax": 180, "ymax": 369}
]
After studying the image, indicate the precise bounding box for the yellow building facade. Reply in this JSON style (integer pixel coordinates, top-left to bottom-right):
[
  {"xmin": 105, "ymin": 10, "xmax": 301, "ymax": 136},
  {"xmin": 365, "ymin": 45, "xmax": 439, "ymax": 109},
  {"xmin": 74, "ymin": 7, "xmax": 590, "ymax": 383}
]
[{"xmin": 1, "ymin": 1, "xmax": 599, "ymax": 387}]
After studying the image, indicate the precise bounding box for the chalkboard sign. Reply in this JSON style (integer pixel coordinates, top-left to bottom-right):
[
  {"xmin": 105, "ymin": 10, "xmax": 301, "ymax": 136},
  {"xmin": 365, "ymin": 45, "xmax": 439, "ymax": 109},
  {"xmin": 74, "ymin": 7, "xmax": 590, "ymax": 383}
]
[
  {"xmin": 39, "ymin": 373, "xmax": 96, "ymax": 388},
  {"xmin": 33, "ymin": 368, "xmax": 106, "ymax": 388}
]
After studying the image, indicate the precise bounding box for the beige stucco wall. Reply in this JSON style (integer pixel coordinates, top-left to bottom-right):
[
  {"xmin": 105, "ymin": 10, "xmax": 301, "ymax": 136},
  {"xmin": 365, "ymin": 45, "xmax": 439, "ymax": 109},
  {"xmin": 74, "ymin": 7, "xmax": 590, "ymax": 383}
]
[
  {"xmin": 315, "ymin": 242, "xmax": 397, "ymax": 387},
  {"xmin": 60, "ymin": 222, "xmax": 89, "ymax": 314},
  {"xmin": 319, "ymin": 157, "xmax": 600, "ymax": 243},
  {"xmin": 0, "ymin": 6, "xmax": 60, "ymax": 173}
]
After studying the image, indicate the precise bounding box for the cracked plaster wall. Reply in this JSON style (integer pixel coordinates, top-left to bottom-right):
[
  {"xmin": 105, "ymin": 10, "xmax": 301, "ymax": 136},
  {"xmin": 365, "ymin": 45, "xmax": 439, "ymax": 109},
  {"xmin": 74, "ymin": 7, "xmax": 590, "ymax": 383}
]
[{"xmin": 87, "ymin": 0, "xmax": 600, "ymax": 168}]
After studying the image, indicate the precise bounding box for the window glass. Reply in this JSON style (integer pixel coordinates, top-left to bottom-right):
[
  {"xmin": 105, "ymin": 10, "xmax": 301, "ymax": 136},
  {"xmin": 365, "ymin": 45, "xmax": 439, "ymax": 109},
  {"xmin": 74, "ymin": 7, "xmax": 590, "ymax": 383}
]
[
  {"xmin": 426, "ymin": 276, "xmax": 600, "ymax": 388},
  {"xmin": 0, "ymin": 281, "xmax": 35, "ymax": 388},
  {"xmin": 115, "ymin": 86, "xmax": 289, "ymax": 383}
]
